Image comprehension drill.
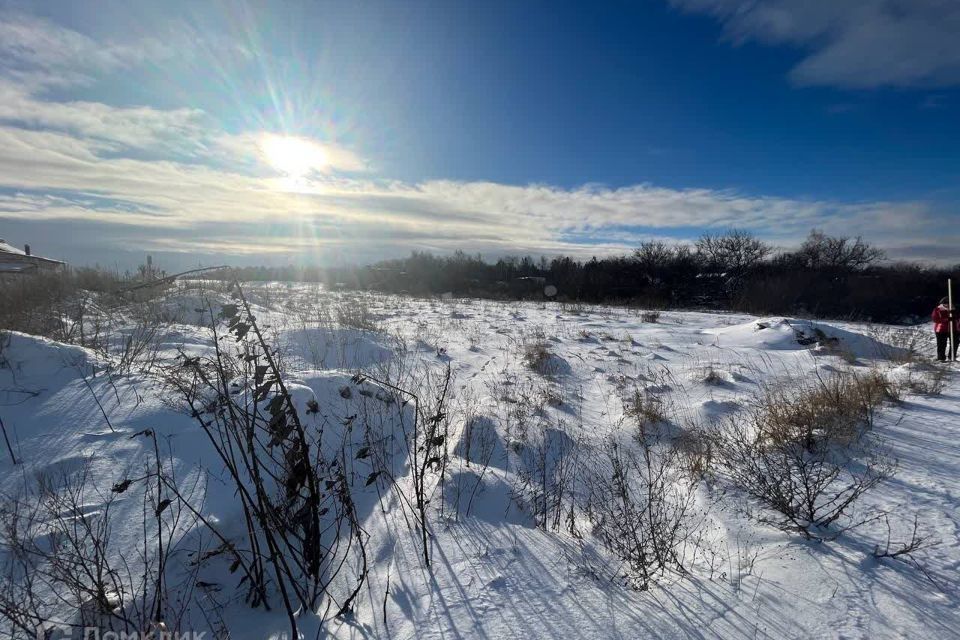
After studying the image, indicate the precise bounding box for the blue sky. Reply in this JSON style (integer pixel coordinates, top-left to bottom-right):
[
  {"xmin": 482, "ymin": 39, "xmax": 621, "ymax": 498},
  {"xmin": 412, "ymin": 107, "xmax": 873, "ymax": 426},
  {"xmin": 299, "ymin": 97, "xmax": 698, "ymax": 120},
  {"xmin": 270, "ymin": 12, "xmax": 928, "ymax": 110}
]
[{"xmin": 0, "ymin": 0, "xmax": 958, "ymax": 269}]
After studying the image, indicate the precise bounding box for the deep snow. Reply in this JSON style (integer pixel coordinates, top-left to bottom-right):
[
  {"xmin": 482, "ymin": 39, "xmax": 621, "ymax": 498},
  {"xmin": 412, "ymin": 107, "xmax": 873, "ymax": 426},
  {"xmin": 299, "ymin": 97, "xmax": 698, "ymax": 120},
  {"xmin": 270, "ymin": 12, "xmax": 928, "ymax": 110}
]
[{"xmin": 0, "ymin": 285, "xmax": 957, "ymax": 639}]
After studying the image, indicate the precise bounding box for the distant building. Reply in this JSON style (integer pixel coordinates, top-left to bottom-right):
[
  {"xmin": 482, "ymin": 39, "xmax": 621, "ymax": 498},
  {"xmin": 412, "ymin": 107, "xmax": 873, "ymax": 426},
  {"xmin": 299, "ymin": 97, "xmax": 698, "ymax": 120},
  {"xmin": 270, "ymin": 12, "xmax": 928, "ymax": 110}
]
[
  {"xmin": 0, "ymin": 239, "xmax": 67, "ymax": 275},
  {"xmin": 509, "ymin": 276, "xmax": 548, "ymax": 297}
]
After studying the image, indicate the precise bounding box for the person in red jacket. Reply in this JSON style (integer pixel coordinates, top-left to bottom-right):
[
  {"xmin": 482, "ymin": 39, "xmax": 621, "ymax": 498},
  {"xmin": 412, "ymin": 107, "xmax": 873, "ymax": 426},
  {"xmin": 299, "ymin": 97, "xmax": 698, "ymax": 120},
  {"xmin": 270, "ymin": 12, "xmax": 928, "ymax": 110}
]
[{"xmin": 932, "ymin": 297, "xmax": 960, "ymax": 361}]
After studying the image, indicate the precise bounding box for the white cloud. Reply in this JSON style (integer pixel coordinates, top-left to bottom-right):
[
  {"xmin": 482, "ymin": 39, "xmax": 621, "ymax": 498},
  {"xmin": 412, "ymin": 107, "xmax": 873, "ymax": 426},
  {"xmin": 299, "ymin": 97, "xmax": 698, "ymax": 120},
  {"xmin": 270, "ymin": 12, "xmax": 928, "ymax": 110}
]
[
  {"xmin": 0, "ymin": 10, "xmax": 953, "ymax": 265},
  {"xmin": 0, "ymin": 117, "xmax": 951, "ymax": 262},
  {"xmin": 0, "ymin": 81, "xmax": 209, "ymax": 153},
  {"xmin": 0, "ymin": 14, "xmax": 174, "ymax": 89},
  {"xmin": 670, "ymin": 0, "xmax": 960, "ymax": 88}
]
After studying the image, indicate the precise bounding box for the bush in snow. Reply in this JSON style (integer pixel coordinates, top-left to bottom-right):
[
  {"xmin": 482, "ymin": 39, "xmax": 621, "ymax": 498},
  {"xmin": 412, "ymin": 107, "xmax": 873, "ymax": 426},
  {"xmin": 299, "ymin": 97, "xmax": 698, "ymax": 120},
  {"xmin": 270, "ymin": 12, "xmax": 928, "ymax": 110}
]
[
  {"xmin": 695, "ymin": 364, "xmax": 732, "ymax": 386},
  {"xmin": 715, "ymin": 371, "xmax": 896, "ymax": 539},
  {"xmin": 522, "ymin": 337, "xmax": 553, "ymax": 375},
  {"xmin": 622, "ymin": 387, "xmax": 669, "ymax": 441},
  {"xmin": 512, "ymin": 423, "xmax": 580, "ymax": 533},
  {"xmin": 522, "ymin": 331, "xmax": 555, "ymax": 376},
  {"xmin": 334, "ymin": 294, "xmax": 379, "ymax": 332},
  {"xmin": 0, "ymin": 456, "xmax": 197, "ymax": 638},
  {"xmin": 867, "ymin": 325, "xmax": 929, "ymax": 363},
  {"xmin": 586, "ymin": 437, "xmax": 699, "ymax": 591},
  {"xmin": 891, "ymin": 364, "xmax": 947, "ymax": 397},
  {"xmin": 674, "ymin": 426, "xmax": 714, "ymax": 481},
  {"xmin": 163, "ymin": 284, "xmax": 375, "ymax": 637}
]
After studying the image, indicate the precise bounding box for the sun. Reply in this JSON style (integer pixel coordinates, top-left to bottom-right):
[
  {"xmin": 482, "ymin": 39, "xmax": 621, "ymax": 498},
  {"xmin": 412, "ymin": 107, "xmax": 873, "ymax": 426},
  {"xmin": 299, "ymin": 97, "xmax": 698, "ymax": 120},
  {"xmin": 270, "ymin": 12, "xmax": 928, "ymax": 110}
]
[{"xmin": 259, "ymin": 134, "xmax": 328, "ymax": 179}]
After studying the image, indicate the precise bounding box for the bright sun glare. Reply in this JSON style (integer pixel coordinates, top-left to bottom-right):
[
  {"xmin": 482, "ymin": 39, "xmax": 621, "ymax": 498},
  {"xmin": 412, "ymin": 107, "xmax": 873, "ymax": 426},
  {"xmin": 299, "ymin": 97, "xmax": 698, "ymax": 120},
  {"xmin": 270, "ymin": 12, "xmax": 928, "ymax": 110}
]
[{"xmin": 259, "ymin": 134, "xmax": 328, "ymax": 180}]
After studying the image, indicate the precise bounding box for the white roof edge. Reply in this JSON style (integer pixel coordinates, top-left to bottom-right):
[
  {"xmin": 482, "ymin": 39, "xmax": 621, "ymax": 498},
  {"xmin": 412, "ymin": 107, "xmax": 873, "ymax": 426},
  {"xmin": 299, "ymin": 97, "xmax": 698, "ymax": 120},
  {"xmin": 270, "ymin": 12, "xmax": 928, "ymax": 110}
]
[{"xmin": 0, "ymin": 240, "xmax": 27, "ymax": 255}]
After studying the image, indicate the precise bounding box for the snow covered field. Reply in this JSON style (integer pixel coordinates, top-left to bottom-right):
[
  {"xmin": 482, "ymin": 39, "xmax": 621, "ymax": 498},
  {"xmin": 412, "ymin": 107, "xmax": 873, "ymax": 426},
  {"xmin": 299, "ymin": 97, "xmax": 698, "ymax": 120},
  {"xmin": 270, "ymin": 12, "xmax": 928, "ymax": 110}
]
[{"xmin": 1, "ymin": 282, "xmax": 958, "ymax": 639}]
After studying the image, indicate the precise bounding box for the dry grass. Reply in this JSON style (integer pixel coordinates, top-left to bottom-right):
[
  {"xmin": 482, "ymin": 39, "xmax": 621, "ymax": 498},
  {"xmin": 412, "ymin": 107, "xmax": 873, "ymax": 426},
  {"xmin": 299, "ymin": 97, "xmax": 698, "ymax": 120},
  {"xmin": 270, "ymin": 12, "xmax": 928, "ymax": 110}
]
[
  {"xmin": 675, "ymin": 428, "xmax": 713, "ymax": 480},
  {"xmin": 334, "ymin": 295, "xmax": 379, "ymax": 331},
  {"xmin": 893, "ymin": 364, "xmax": 947, "ymax": 397},
  {"xmin": 756, "ymin": 370, "xmax": 892, "ymax": 450},
  {"xmin": 522, "ymin": 329, "xmax": 557, "ymax": 376},
  {"xmin": 523, "ymin": 340, "xmax": 551, "ymax": 372},
  {"xmin": 908, "ymin": 368, "xmax": 946, "ymax": 396},
  {"xmin": 868, "ymin": 325, "xmax": 928, "ymax": 363},
  {"xmin": 623, "ymin": 387, "xmax": 668, "ymax": 440},
  {"xmin": 715, "ymin": 368, "xmax": 897, "ymax": 538},
  {"xmin": 696, "ymin": 365, "xmax": 731, "ymax": 386}
]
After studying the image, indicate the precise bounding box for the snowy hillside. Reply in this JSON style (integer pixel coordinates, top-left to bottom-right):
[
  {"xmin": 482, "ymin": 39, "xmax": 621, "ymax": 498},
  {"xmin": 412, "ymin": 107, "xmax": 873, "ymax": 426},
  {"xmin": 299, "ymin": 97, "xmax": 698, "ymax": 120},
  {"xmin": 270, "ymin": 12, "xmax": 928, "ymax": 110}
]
[{"xmin": 0, "ymin": 283, "xmax": 957, "ymax": 639}]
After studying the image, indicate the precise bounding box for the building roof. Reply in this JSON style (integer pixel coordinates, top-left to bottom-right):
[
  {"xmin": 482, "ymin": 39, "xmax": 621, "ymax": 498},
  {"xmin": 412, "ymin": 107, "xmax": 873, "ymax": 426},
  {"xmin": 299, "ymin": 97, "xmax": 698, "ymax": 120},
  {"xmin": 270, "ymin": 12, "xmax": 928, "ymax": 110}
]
[
  {"xmin": 0, "ymin": 239, "xmax": 26, "ymax": 256},
  {"xmin": 0, "ymin": 239, "xmax": 66, "ymax": 265}
]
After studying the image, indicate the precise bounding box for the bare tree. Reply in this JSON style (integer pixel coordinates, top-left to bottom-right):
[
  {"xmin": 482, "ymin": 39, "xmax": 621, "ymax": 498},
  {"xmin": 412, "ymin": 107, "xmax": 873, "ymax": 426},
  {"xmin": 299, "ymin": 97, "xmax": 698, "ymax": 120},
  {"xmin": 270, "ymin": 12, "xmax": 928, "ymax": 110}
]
[
  {"xmin": 633, "ymin": 241, "xmax": 675, "ymax": 273},
  {"xmin": 793, "ymin": 229, "xmax": 885, "ymax": 271},
  {"xmin": 695, "ymin": 229, "xmax": 771, "ymax": 278}
]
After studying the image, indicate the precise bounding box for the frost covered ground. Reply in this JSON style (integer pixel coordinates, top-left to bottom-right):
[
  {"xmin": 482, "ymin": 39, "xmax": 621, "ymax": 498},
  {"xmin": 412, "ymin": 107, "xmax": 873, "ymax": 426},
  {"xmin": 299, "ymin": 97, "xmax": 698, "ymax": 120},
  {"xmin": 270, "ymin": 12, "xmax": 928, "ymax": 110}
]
[{"xmin": 0, "ymin": 282, "xmax": 958, "ymax": 639}]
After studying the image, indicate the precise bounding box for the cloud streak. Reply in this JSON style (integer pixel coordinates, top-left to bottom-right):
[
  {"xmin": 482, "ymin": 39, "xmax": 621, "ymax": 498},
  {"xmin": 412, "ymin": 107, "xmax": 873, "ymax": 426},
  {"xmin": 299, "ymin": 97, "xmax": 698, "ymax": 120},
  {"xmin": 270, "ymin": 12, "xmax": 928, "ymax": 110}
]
[
  {"xmin": 670, "ymin": 0, "xmax": 960, "ymax": 89},
  {"xmin": 0, "ymin": 10, "xmax": 955, "ymax": 267}
]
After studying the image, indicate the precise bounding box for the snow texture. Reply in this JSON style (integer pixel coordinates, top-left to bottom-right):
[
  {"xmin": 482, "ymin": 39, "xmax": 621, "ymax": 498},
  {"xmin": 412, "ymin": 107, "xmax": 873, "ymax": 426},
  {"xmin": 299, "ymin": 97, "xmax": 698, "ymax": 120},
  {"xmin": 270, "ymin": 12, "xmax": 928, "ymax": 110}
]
[{"xmin": 0, "ymin": 287, "xmax": 957, "ymax": 639}]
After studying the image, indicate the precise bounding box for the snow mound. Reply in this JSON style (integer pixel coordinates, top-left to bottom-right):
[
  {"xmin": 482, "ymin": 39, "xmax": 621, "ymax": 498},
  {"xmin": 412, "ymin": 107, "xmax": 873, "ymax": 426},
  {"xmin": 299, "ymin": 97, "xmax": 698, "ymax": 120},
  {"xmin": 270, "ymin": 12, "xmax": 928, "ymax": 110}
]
[
  {"xmin": 0, "ymin": 331, "xmax": 97, "ymax": 401},
  {"xmin": 705, "ymin": 317, "xmax": 902, "ymax": 359},
  {"xmin": 454, "ymin": 415, "xmax": 509, "ymax": 470},
  {"xmin": 280, "ymin": 327, "xmax": 396, "ymax": 369},
  {"xmin": 151, "ymin": 290, "xmax": 236, "ymax": 326},
  {"xmin": 699, "ymin": 399, "xmax": 741, "ymax": 420},
  {"xmin": 690, "ymin": 365, "xmax": 737, "ymax": 386}
]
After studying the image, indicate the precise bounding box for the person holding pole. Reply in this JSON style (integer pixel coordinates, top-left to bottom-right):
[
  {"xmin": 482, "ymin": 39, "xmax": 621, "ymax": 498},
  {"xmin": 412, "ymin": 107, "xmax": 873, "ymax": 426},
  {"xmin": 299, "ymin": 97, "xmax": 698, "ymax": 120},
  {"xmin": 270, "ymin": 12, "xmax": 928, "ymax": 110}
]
[{"xmin": 931, "ymin": 296, "xmax": 959, "ymax": 361}]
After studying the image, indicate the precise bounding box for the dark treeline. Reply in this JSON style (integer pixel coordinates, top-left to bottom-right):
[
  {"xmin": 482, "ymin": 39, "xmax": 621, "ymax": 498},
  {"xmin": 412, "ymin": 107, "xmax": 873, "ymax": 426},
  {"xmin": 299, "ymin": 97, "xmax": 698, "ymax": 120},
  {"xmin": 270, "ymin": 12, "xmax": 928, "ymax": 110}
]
[{"xmin": 223, "ymin": 230, "xmax": 958, "ymax": 324}]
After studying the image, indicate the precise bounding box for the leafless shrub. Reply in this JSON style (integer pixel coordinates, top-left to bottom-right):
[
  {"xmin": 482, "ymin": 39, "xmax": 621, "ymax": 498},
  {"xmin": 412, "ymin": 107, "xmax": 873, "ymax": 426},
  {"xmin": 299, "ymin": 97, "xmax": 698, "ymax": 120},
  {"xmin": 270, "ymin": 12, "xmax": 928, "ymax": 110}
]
[
  {"xmin": 107, "ymin": 318, "xmax": 164, "ymax": 375},
  {"xmin": 714, "ymin": 372, "xmax": 896, "ymax": 539},
  {"xmin": 362, "ymin": 361, "xmax": 453, "ymax": 566},
  {"xmin": 523, "ymin": 338, "xmax": 552, "ymax": 374},
  {"xmin": 449, "ymin": 402, "xmax": 503, "ymax": 520},
  {"xmin": 335, "ymin": 295, "xmax": 379, "ymax": 331},
  {"xmin": 873, "ymin": 514, "xmax": 933, "ymax": 560},
  {"xmin": 512, "ymin": 423, "xmax": 580, "ymax": 533},
  {"xmin": 0, "ymin": 270, "xmax": 173, "ymax": 379},
  {"xmin": 854, "ymin": 368, "xmax": 901, "ymax": 406},
  {"xmin": 0, "ymin": 272, "xmax": 91, "ymax": 341},
  {"xmin": 675, "ymin": 427, "xmax": 714, "ymax": 481},
  {"xmin": 586, "ymin": 437, "xmax": 699, "ymax": 590},
  {"xmin": 894, "ymin": 365, "xmax": 946, "ymax": 397},
  {"xmin": 640, "ymin": 311, "xmax": 661, "ymax": 323},
  {"xmin": 163, "ymin": 284, "xmax": 374, "ymax": 637},
  {"xmin": 723, "ymin": 534, "xmax": 760, "ymax": 593},
  {"xmin": 837, "ymin": 347, "xmax": 860, "ymax": 365},
  {"xmin": 623, "ymin": 387, "xmax": 668, "ymax": 442},
  {"xmin": 0, "ymin": 456, "xmax": 196, "ymax": 640}
]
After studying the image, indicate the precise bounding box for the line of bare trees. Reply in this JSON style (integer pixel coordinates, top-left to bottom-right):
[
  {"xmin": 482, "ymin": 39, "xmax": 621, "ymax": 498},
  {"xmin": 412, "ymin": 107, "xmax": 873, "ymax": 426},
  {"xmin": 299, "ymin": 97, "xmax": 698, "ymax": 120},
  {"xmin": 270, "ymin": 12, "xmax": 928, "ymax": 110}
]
[{"xmin": 220, "ymin": 229, "xmax": 954, "ymax": 323}]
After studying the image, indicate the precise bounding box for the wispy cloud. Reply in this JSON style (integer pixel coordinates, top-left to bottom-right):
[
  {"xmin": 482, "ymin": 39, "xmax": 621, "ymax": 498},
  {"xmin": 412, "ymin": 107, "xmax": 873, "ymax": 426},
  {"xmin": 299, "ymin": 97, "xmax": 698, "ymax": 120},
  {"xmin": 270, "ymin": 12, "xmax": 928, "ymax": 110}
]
[
  {"xmin": 0, "ymin": 14, "xmax": 173, "ymax": 89},
  {"xmin": 670, "ymin": 0, "xmax": 960, "ymax": 89},
  {"xmin": 0, "ymin": 11, "xmax": 954, "ymax": 266}
]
